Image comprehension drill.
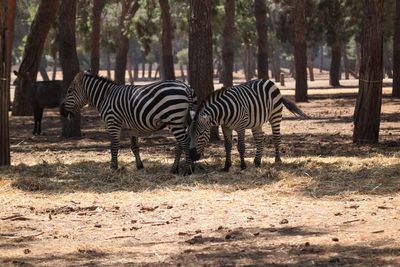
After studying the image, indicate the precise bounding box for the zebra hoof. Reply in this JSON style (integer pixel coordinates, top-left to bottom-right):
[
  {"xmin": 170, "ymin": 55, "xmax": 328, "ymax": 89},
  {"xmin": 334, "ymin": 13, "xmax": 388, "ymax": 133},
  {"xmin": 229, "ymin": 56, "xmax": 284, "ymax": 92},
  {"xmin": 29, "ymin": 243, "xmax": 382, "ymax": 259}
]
[
  {"xmin": 110, "ymin": 162, "xmax": 118, "ymax": 170},
  {"xmin": 240, "ymin": 163, "xmax": 247, "ymax": 170},
  {"xmin": 136, "ymin": 163, "xmax": 144, "ymax": 170},
  {"xmin": 183, "ymin": 169, "xmax": 192, "ymax": 176},
  {"xmin": 221, "ymin": 167, "xmax": 230, "ymax": 172},
  {"xmin": 171, "ymin": 167, "xmax": 179, "ymax": 174},
  {"xmin": 254, "ymin": 159, "xmax": 261, "ymax": 167},
  {"xmin": 275, "ymin": 157, "xmax": 282, "ymax": 163}
]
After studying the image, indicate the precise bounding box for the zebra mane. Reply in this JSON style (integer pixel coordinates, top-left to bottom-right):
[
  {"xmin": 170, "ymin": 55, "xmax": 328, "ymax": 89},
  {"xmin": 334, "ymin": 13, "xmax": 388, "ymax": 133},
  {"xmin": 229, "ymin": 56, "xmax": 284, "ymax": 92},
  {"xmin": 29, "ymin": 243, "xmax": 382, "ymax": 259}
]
[
  {"xmin": 84, "ymin": 72, "xmax": 117, "ymax": 85},
  {"xmin": 195, "ymin": 86, "xmax": 227, "ymax": 119}
]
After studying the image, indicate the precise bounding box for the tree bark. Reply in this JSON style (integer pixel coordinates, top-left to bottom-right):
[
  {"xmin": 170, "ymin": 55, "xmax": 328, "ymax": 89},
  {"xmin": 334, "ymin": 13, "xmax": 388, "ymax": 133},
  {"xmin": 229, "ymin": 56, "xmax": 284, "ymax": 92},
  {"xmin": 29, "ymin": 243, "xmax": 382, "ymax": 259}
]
[
  {"xmin": 114, "ymin": 0, "xmax": 140, "ymax": 85},
  {"xmin": 255, "ymin": 0, "xmax": 268, "ymax": 79},
  {"xmin": 307, "ymin": 46, "xmax": 314, "ymax": 81},
  {"xmin": 222, "ymin": 0, "xmax": 235, "ymax": 87},
  {"xmin": 294, "ymin": 0, "xmax": 307, "ymax": 102},
  {"xmin": 189, "ymin": 0, "xmax": 214, "ymax": 101},
  {"xmin": 0, "ymin": 0, "xmax": 10, "ymax": 165},
  {"xmin": 189, "ymin": 0, "xmax": 218, "ymax": 140},
  {"xmin": 6, "ymin": 0, "xmax": 15, "ymax": 101},
  {"xmin": 320, "ymin": 45, "xmax": 324, "ymax": 72},
  {"xmin": 342, "ymin": 44, "xmax": 349, "ymax": 80},
  {"xmin": 393, "ymin": 0, "xmax": 400, "ymax": 97},
  {"xmin": 12, "ymin": 0, "xmax": 59, "ymax": 116},
  {"xmin": 353, "ymin": 0, "xmax": 384, "ymax": 144},
  {"xmin": 90, "ymin": 0, "xmax": 103, "ymax": 75},
  {"xmin": 329, "ymin": 44, "xmax": 341, "ymax": 86},
  {"xmin": 59, "ymin": 0, "xmax": 81, "ymax": 137},
  {"xmin": 159, "ymin": 0, "xmax": 175, "ymax": 80}
]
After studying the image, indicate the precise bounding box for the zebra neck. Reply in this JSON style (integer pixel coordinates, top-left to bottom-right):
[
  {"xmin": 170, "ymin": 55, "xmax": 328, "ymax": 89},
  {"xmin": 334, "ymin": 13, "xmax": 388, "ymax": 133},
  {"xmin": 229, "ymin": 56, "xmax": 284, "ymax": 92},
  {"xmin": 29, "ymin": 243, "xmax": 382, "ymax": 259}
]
[{"xmin": 85, "ymin": 77, "xmax": 114, "ymax": 110}]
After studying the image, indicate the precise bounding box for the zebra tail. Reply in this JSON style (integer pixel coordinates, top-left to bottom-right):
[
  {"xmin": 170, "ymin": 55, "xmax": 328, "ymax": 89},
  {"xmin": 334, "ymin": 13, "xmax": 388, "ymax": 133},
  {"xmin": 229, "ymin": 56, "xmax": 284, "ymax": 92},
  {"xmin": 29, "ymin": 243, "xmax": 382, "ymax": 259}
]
[{"xmin": 282, "ymin": 97, "xmax": 309, "ymax": 119}]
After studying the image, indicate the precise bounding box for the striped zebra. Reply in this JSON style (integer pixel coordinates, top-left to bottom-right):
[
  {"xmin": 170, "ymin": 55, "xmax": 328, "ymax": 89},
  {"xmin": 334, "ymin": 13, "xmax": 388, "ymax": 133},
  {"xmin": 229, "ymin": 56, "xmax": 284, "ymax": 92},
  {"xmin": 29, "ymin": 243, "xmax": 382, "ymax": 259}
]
[
  {"xmin": 189, "ymin": 79, "xmax": 307, "ymax": 171},
  {"xmin": 60, "ymin": 71, "xmax": 197, "ymax": 175}
]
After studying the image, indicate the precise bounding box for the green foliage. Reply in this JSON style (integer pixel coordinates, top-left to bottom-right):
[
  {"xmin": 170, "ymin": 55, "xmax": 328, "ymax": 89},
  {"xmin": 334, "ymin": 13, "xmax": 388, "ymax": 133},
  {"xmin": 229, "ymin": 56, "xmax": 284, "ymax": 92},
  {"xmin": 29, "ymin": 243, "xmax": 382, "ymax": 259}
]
[{"xmin": 134, "ymin": 0, "xmax": 160, "ymax": 56}]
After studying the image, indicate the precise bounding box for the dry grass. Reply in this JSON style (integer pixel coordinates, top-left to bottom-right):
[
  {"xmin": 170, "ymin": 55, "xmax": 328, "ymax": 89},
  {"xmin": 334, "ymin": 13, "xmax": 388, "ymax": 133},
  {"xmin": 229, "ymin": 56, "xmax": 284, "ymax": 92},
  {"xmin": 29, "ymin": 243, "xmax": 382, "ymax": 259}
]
[{"xmin": 1, "ymin": 77, "xmax": 400, "ymax": 266}]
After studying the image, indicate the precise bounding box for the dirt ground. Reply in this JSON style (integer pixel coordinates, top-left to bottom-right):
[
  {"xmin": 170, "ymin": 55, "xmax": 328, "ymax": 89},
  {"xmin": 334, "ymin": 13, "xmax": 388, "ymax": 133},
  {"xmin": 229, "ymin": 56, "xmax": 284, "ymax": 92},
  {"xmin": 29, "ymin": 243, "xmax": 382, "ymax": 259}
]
[{"xmin": 1, "ymin": 75, "xmax": 400, "ymax": 266}]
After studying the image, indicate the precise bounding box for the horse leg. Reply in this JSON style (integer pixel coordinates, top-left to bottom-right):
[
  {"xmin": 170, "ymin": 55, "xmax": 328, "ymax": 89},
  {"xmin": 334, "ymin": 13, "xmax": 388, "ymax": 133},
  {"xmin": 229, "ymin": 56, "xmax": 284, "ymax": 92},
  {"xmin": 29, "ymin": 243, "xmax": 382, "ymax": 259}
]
[{"xmin": 107, "ymin": 122, "xmax": 122, "ymax": 170}]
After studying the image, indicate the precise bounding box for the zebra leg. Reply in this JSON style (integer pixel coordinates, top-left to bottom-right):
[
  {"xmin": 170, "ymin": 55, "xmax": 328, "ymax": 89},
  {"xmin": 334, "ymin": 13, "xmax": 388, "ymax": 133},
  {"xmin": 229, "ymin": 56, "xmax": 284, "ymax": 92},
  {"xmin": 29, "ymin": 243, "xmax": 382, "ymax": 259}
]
[
  {"xmin": 236, "ymin": 128, "xmax": 246, "ymax": 170},
  {"xmin": 270, "ymin": 117, "xmax": 282, "ymax": 163},
  {"xmin": 108, "ymin": 124, "xmax": 122, "ymax": 170},
  {"xmin": 222, "ymin": 126, "xmax": 233, "ymax": 172},
  {"xmin": 170, "ymin": 125, "xmax": 192, "ymax": 175},
  {"xmin": 130, "ymin": 136, "xmax": 144, "ymax": 169},
  {"xmin": 252, "ymin": 127, "xmax": 264, "ymax": 167},
  {"xmin": 171, "ymin": 143, "xmax": 182, "ymax": 174}
]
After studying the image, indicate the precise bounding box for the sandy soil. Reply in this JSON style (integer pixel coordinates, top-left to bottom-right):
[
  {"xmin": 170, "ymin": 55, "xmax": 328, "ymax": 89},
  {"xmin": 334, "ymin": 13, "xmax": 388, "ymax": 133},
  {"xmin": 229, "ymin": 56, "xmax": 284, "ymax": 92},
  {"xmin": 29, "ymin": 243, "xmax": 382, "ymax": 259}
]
[{"xmin": 1, "ymin": 76, "xmax": 400, "ymax": 266}]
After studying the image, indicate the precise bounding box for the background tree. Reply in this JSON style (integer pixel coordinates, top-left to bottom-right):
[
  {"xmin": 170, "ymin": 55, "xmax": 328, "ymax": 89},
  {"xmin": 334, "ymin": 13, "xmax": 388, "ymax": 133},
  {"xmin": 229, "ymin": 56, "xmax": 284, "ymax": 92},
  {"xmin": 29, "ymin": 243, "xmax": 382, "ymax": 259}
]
[
  {"xmin": 353, "ymin": 0, "xmax": 384, "ymax": 144},
  {"xmin": 90, "ymin": 0, "xmax": 104, "ymax": 75},
  {"xmin": 0, "ymin": 0, "xmax": 10, "ymax": 165},
  {"xmin": 12, "ymin": 0, "xmax": 59, "ymax": 116},
  {"xmin": 159, "ymin": 0, "xmax": 175, "ymax": 80},
  {"xmin": 59, "ymin": 0, "xmax": 81, "ymax": 137},
  {"xmin": 114, "ymin": 0, "xmax": 140, "ymax": 85},
  {"xmin": 221, "ymin": 0, "xmax": 235, "ymax": 87},
  {"xmin": 189, "ymin": 0, "xmax": 219, "ymax": 140},
  {"xmin": 189, "ymin": 0, "xmax": 213, "ymax": 101},
  {"xmin": 255, "ymin": 0, "xmax": 268, "ymax": 79},
  {"xmin": 294, "ymin": 0, "xmax": 307, "ymax": 102},
  {"xmin": 393, "ymin": 0, "xmax": 400, "ymax": 97}
]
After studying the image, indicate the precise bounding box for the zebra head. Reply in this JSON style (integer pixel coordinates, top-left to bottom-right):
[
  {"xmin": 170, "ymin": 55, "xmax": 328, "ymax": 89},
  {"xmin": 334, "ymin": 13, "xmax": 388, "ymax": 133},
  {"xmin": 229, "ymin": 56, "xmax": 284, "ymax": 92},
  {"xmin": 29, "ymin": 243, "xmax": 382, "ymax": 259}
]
[
  {"xmin": 60, "ymin": 71, "xmax": 87, "ymax": 119},
  {"xmin": 189, "ymin": 110, "xmax": 212, "ymax": 161}
]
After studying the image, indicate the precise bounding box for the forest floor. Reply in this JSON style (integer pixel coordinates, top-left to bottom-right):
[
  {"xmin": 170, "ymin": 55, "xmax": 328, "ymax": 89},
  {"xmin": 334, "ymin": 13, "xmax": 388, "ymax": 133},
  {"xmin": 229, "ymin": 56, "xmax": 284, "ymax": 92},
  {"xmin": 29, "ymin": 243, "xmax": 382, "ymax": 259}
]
[{"xmin": 1, "ymin": 74, "xmax": 400, "ymax": 266}]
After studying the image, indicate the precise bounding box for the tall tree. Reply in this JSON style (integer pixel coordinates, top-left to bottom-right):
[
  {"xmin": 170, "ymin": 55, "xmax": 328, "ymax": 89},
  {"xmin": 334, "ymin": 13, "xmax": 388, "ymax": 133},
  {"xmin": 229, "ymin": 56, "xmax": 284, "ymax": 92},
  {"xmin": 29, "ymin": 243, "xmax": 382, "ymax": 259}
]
[
  {"xmin": 255, "ymin": 0, "xmax": 268, "ymax": 79},
  {"xmin": 59, "ymin": 0, "xmax": 81, "ymax": 137},
  {"xmin": 294, "ymin": 0, "xmax": 307, "ymax": 102},
  {"xmin": 0, "ymin": 0, "xmax": 10, "ymax": 165},
  {"xmin": 159, "ymin": 0, "xmax": 175, "ymax": 80},
  {"xmin": 393, "ymin": 0, "xmax": 400, "ymax": 97},
  {"xmin": 6, "ymin": 0, "xmax": 16, "ymax": 86},
  {"xmin": 90, "ymin": 0, "xmax": 104, "ymax": 75},
  {"xmin": 353, "ymin": 0, "xmax": 384, "ymax": 144},
  {"xmin": 114, "ymin": 0, "xmax": 140, "ymax": 85},
  {"xmin": 12, "ymin": 0, "xmax": 59, "ymax": 116},
  {"xmin": 222, "ymin": 0, "xmax": 235, "ymax": 87},
  {"xmin": 189, "ymin": 0, "xmax": 218, "ymax": 139},
  {"xmin": 189, "ymin": 0, "xmax": 214, "ymax": 102}
]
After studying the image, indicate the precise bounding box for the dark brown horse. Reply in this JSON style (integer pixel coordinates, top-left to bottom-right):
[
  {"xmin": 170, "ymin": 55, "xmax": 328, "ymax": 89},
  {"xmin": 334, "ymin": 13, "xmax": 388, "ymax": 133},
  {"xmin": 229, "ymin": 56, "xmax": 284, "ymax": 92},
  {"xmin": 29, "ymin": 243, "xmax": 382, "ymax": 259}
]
[{"xmin": 13, "ymin": 71, "xmax": 64, "ymax": 135}]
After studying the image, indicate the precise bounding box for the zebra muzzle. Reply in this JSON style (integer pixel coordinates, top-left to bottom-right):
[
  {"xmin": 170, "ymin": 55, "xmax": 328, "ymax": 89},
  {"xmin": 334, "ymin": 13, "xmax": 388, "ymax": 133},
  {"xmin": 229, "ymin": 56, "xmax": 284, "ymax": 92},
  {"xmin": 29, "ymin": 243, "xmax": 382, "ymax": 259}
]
[{"xmin": 189, "ymin": 147, "xmax": 201, "ymax": 161}]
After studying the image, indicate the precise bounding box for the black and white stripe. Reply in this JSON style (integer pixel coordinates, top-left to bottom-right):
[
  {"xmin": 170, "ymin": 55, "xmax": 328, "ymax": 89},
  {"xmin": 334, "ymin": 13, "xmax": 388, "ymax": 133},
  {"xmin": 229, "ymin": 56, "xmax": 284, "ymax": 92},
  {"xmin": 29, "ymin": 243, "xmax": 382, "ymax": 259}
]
[
  {"xmin": 60, "ymin": 71, "xmax": 197, "ymax": 175},
  {"xmin": 189, "ymin": 79, "xmax": 307, "ymax": 171}
]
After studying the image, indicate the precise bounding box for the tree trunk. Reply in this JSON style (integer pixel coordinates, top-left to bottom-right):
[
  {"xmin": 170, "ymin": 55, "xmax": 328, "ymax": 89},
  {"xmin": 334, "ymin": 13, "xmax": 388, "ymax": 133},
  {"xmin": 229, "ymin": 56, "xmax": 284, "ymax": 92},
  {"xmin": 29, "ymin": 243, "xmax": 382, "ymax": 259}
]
[
  {"xmin": 0, "ymin": 0, "xmax": 10, "ymax": 165},
  {"xmin": 159, "ymin": 0, "xmax": 175, "ymax": 80},
  {"xmin": 114, "ymin": 0, "xmax": 140, "ymax": 85},
  {"xmin": 355, "ymin": 42, "xmax": 361, "ymax": 76},
  {"xmin": 12, "ymin": 0, "xmax": 59, "ymax": 116},
  {"xmin": 330, "ymin": 44, "xmax": 341, "ymax": 86},
  {"xmin": 179, "ymin": 64, "xmax": 185, "ymax": 82},
  {"xmin": 127, "ymin": 55, "xmax": 134, "ymax": 84},
  {"xmin": 294, "ymin": 0, "xmax": 307, "ymax": 102},
  {"xmin": 353, "ymin": 0, "xmax": 384, "ymax": 144},
  {"xmin": 148, "ymin": 61, "xmax": 153, "ymax": 79},
  {"xmin": 342, "ymin": 44, "xmax": 349, "ymax": 80},
  {"xmin": 307, "ymin": 46, "xmax": 314, "ymax": 81},
  {"xmin": 189, "ymin": 0, "xmax": 218, "ymax": 140},
  {"xmin": 90, "ymin": 0, "xmax": 103, "ymax": 75},
  {"xmin": 255, "ymin": 0, "xmax": 268, "ymax": 79},
  {"xmin": 134, "ymin": 60, "xmax": 139, "ymax": 80},
  {"xmin": 392, "ymin": 0, "xmax": 400, "ymax": 97},
  {"xmin": 6, "ymin": 0, "xmax": 15, "ymax": 104},
  {"xmin": 52, "ymin": 53, "xmax": 57, "ymax": 80},
  {"xmin": 59, "ymin": 0, "xmax": 81, "ymax": 138},
  {"xmin": 320, "ymin": 45, "xmax": 324, "ymax": 72},
  {"xmin": 106, "ymin": 51, "xmax": 111, "ymax": 79},
  {"xmin": 271, "ymin": 3, "xmax": 281, "ymax": 82},
  {"xmin": 222, "ymin": 0, "xmax": 235, "ymax": 87}
]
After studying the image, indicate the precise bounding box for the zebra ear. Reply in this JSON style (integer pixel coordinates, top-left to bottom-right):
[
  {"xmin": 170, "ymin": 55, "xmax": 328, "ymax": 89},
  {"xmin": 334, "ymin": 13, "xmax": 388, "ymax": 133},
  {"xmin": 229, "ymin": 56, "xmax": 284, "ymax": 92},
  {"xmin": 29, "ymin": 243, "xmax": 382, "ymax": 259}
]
[{"xmin": 190, "ymin": 110, "xmax": 196, "ymax": 120}]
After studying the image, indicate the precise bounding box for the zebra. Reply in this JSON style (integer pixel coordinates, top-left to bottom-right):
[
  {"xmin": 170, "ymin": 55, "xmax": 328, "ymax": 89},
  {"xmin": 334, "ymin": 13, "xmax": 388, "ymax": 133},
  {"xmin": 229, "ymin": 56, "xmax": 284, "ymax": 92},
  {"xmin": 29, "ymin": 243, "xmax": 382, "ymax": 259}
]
[
  {"xmin": 60, "ymin": 71, "xmax": 197, "ymax": 175},
  {"xmin": 189, "ymin": 79, "xmax": 307, "ymax": 171}
]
